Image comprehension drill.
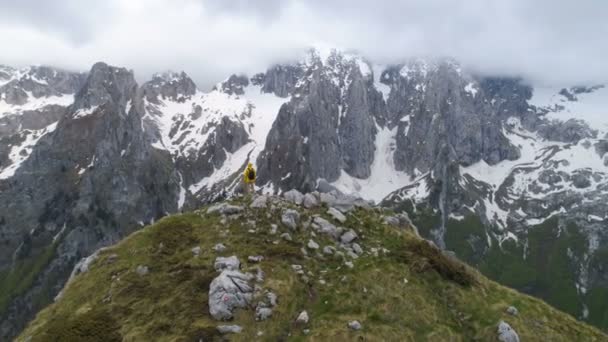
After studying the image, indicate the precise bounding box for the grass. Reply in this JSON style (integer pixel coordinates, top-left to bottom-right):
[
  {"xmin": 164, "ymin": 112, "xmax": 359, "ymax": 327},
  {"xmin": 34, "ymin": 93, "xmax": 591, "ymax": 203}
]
[
  {"xmin": 17, "ymin": 199, "xmax": 608, "ymax": 341},
  {"xmin": 0, "ymin": 243, "xmax": 57, "ymax": 314}
]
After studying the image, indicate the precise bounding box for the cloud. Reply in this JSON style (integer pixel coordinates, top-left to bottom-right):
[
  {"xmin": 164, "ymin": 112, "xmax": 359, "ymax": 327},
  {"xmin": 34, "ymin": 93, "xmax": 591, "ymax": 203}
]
[{"xmin": 0, "ymin": 0, "xmax": 606, "ymax": 89}]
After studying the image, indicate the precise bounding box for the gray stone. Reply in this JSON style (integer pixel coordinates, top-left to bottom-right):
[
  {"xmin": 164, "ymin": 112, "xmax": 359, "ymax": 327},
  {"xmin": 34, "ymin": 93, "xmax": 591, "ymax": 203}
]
[
  {"xmin": 191, "ymin": 246, "xmax": 202, "ymax": 256},
  {"xmin": 344, "ymin": 261, "xmax": 354, "ymax": 269},
  {"xmin": 250, "ymin": 195, "xmax": 269, "ymax": 208},
  {"xmin": 214, "ymin": 256, "xmax": 240, "ymax": 271},
  {"xmin": 248, "ymin": 255, "xmax": 264, "ymax": 263},
  {"xmin": 207, "ymin": 203, "xmax": 244, "ymax": 215},
  {"xmin": 135, "ymin": 265, "xmax": 149, "ymax": 276},
  {"xmin": 352, "ymin": 243, "xmax": 363, "ymax": 255},
  {"xmin": 217, "ymin": 325, "xmax": 243, "ymax": 334},
  {"xmin": 327, "ymin": 207, "xmax": 347, "ymax": 223},
  {"xmin": 506, "ymin": 306, "xmax": 519, "ymax": 316},
  {"xmin": 317, "ymin": 178, "xmax": 338, "ymax": 193},
  {"xmin": 283, "ymin": 189, "xmax": 304, "ymax": 205},
  {"xmin": 348, "ymin": 320, "xmax": 362, "ymax": 331},
  {"xmin": 281, "ymin": 209, "xmax": 300, "ymax": 230},
  {"xmin": 340, "ymin": 229, "xmax": 358, "ymax": 244},
  {"xmin": 255, "ymin": 306, "xmax": 273, "ymax": 321},
  {"xmin": 497, "ymin": 321, "xmax": 520, "ymax": 342},
  {"xmin": 213, "ymin": 243, "xmax": 227, "ymax": 252},
  {"xmin": 209, "ymin": 270, "xmax": 254, "ymax": 320},
  {"xmin": 266, "ymin": 291, "xmax": 278, "ymax": 307},
  {"xmin": 323, "ymin": 246, "xmax": 336, "ymax": 255},
  {"xmin": 307, "ymin": 239, "xmax": 320, "ymax": 250},
  {"xmin": 280, "ymin": 232, "xmax": 293, "ymax": 241},
  {"xmin": 303, "ymin": 193, "xmax": 319, "ymax": 208},
  {"xmin": 296, "ymin": 310, "xmax": 309, "ymax": 324},
  {"xmin": 312, "ymin": 216, "xmax": 341, "ymax": 239}
]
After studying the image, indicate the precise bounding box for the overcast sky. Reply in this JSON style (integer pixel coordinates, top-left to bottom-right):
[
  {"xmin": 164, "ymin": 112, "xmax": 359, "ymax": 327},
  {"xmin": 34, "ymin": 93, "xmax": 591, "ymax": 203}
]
[{"xmin": 0, "ymin": 0, "xmax": 606, "ymax": 89}]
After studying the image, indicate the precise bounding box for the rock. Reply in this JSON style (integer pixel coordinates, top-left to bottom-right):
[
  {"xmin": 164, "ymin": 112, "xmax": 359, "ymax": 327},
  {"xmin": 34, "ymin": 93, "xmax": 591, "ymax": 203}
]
[
  {"xmin": 296, "ymin": 310, "xmax": 309, "ymax": 324},
  {"xmin": 348, "ymin": 320, "xmax": 362, "ymax": 331},
  {"xmin": 317, "ymin": 178, "xmax": 339, "ymax": 193},
  {"xmin": 207, "ymin": 203, "xmax": 244, "ymax": 215},
  {"xmin": 284, "ymin": 189, "xmax": 304, "ymax": 205},
  {"xmin": 266, "ymin": 291, "xmax": 278, "ymax": 306},
  {"xmin": 384, "ymin": 216, "xmax": 400, "ymax": 226},
  {"xmin": 248, "ymin": 255, "xmax": 264, "ymax": 263},
  {"xmin": 213, "ymin": 243, "xmax": 227, "ymax": 252},
  {"xmin": 209, "ymin": 270, "xmax": 254, "ymax": 320},
  {"xmin": 340, "ymin": 229, "xmax": 358, "ymax": 244},
  {"xmin": 255, "ymin": 306, "xmax": 273, "ymax": 321},
  {"xmin": 506, "ymin": 306, "xmax": 519, "ymax": 316},
  {"xmin": 307, "ymin": 239, "xmax": 320, "ymax": 250},
  {"xmin": 497, "ymin": 321, "xmax": 520, "ymax": 342},
  {"xmin": 217, "ymin": 325, "xmax": 243, "ymax": 334},
  {"xmin": 255, "ymin": 267, "xmax": 265, "ymax": 282},
  {"xmin": 323, "ymin": 246, "xmax": 336, "ymax": 255},
  {"xmin": 303, "ymin": 328, "xmax": 311, "ymax": 335},
  {"xmin": 303, "ymin": 193, "xmax": 319, "ymax": 208},
  {"xmin": 291, "ymin": 264, "xmax": 304, "ymax": 273},
  {"xmin": 269, "ymin": 224, "xmax": 278, "ymax": 235},
  {"xmin": 280, "ymin": 232, "xmax": 293, "ymax": 241},
  {"xmin": 571, "ymin": 171, "xmax": 591, "ymax": 188},
  {"xmin": 312, "ymin": 216, "xmax": 341, "ymax": 239},
  {"xmin": 191, "ymin": 246, "xmax": 202, "ymax": 256},
  {"xmin": 344, "ymin": 261, "xmax": 354, "ymax": 269},
  {"xmin": 319, "ymin": 192, "xmax": 337, "ymax": 205},
  {"xmin": 250, "ymin": 195, "xmax": 269, "ymax": 208},
  {"xmin": 281, "ymin": 209, "xmax": 300, "ymax": 230},
  {"xmin": 327, "ymin": 207, "xmax": 347, "ymax": 223},
  {"xmin": 214, "ymin": 256, "xmax": 240, "ymax": 271},
  {"xmin": 352, "ymin": 243, "xmax": 363, "ymax": 255},
  {"xmin": 135, "ymin": 265, "xmax": 149, "ymax": 276}
]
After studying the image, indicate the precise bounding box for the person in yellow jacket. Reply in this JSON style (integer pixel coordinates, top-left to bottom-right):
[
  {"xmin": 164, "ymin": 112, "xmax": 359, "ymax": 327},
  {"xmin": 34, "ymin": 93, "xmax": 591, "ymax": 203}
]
[{"xmin": 243, "ymin": 163, "xmax": 256, "ymax": 194}]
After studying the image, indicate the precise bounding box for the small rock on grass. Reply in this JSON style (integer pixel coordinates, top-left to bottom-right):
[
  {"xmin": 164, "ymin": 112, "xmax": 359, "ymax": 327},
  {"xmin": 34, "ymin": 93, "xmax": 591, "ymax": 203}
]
[
  {"xmin": 136, "ymin": 265, "xmax": 149, "ymax": 276},
  {"xmin": 307, "ymin": 239, "xmax": 320, "ymax": 250},
  {"xmin": 213, "ymin": 243, "xmax": 227, "ymax": 252},
  {"xmin": 497, "ymin": 321, "xmax": 520, "ymax": 342},
  {"xmin": 191, "ymin": 246, "xmax": 201, "ymax": 256},
  {"xmin": 327, "ymin": 207, "xmax": 347, "ymax": 223},
  {"xmin": 248, "ymin": 255, "xmax": 264, "ymax": 263},
  {"xmin": 340, "ymin": 229, "xmax": 358, "ymax": 244},
  {"xmin": 348, "ymin": 320, "xmax": 362, "ymax": 331},
  {"xmin": 217, "ymin": 325, "xmax": 243, "ymax": 334},
  {"xmin": 506, "ymin": 306, "xmax": 519, "ymax": 316},
  {"xmin": 296, "ymin": 310, "xmax": 309, "ymax": 324}
]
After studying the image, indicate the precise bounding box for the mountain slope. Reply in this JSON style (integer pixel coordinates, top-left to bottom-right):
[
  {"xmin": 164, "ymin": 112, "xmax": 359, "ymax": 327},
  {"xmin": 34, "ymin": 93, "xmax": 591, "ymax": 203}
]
[{"xmin": 17, "ymin": 195, "xmax": 607, "ymax": 341}]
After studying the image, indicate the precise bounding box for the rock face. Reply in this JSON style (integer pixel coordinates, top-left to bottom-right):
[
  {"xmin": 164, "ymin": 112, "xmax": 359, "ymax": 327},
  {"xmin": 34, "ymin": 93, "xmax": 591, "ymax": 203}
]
[{"xmin": 257, "ymin": 50, "xmax": 384, "ymax": 192}]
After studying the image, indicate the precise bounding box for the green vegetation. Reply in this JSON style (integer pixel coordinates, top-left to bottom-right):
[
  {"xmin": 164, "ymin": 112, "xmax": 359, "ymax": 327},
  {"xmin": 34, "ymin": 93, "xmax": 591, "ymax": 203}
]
[
  {"xmin": 0, "ymin": 243, "xmax": 57, "ymax": 314},
  {"xmin": 18, "ymin": 200, "xmax": 608, "ymax": 341}
]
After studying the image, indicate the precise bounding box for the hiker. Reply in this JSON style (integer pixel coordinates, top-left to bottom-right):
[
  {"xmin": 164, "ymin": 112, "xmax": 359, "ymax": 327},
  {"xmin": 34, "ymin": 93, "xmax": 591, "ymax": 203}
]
[{"xmin": 243, "ymin": 163, "xmax": 256, "ymax": 194}]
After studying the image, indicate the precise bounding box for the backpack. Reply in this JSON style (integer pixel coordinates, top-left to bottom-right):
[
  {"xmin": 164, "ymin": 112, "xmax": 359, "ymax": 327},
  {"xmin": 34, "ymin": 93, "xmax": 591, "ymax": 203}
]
[{"xmin": 247, "ymin": 168, "xmax": 256, "ymax": 181}]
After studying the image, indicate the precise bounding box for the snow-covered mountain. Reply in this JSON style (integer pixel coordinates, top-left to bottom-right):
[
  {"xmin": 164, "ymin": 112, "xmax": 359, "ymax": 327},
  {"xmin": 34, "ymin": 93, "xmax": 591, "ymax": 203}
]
[{"xmin": 1, "ymin": 50, "xmax": 607, "ymax": 339}]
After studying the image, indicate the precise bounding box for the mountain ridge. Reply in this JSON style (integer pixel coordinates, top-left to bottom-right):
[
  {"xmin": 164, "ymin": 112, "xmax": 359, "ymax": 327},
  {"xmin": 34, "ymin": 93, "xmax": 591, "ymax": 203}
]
[{"xmin": 0, "ymin": 49, "xmax": 607, "ymax": 339}]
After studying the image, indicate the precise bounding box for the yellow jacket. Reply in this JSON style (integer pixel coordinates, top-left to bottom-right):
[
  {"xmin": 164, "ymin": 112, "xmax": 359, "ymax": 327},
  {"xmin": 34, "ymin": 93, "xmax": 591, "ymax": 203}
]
[{"xmin": 243, "ymin": 166, "xmax": 256, "ymax": 184}]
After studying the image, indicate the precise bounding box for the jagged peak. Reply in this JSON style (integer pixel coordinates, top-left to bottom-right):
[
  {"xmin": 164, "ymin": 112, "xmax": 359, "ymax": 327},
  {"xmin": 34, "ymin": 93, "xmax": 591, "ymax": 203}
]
[
  {"xmin": 213, "ymin": 74, "xmax": 249, "ymax": 96},
  {"xmin": 143, "ymin": 70, "xmax": 197, "ymax": 103}
]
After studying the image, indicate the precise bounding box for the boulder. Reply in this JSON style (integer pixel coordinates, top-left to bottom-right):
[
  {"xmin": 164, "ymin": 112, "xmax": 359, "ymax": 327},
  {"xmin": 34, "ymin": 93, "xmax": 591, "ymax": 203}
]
[
  {"xmin": 317, "ymin": 178, "xmax": 337, "ymax": 193},
  {"xmin": 303, "ymin": 193, "xmax": 319, "ymax": 208},
  {"xmin": 191, "ymin": 246, "xmax": 201, "ymax": 256},
  {"xmin": 340, "ymin": 229, "xmax": 358, "ymax": 244},
  {"xmin": 497, "ymin": 321, "xmax": 520, "ymax": 342},
  {"xmin": 281, "ymin": 209, "xmax": 300, "ymax": 230},
  {"xmin": 312, "ymin": 216, "xmax": 341, "ymax": 239},
  {"xmin": 327, "ymin": 207, "xmax": 347, "ymax": 223},
  {"xmin": 250, "ymin": 195, "xmax": 269, "ymax": 208},
  {"xmin": 209, "ymin": 270, "xmax": 254, "ymax": 320},
  {"xmin": 284, "ymin": 189, "xmax": 304, "ymax": 205},
  {"xmin": 214, "ymin": 256, "xmax": 240, "ymax": 271},
  {"xmin": 323, "ymin": 246, "xmax": 336, "ymax": 255},
  {"xmin": 352, "ymin": 243, "xmax": 363, "ymax": 255},
  {"xmin": 307, "ymin": 239, "xmax": 320, "ymax": 250}
]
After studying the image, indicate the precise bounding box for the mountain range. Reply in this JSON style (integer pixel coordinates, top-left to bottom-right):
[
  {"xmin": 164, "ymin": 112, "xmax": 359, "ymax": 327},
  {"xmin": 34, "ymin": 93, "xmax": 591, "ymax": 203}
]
[{"xmin": 0, "ymin": 48, "xmax": 607, "ymax": 339}]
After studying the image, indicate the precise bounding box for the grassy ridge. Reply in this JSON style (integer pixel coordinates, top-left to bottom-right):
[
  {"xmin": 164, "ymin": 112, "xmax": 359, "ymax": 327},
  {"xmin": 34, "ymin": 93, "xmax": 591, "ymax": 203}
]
[{"xmin": 18, "ymin": 199, "xmax": 608, "ymax": 341}]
